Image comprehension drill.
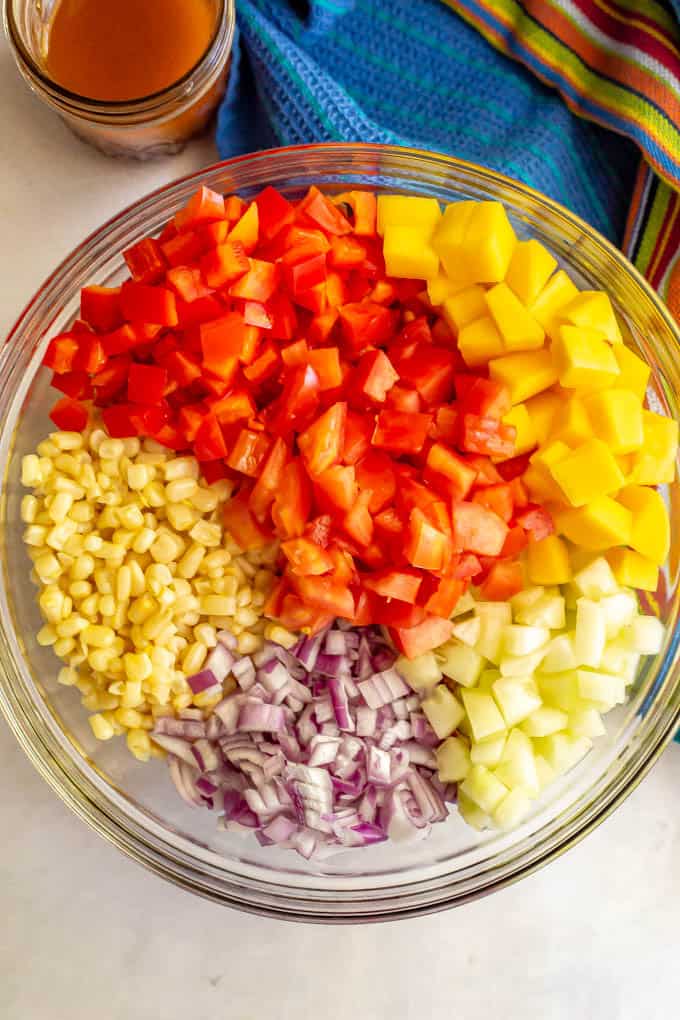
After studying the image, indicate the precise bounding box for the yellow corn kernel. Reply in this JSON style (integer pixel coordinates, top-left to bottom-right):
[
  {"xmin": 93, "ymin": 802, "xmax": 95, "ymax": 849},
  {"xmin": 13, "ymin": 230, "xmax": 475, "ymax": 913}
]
[
  {"xmin": 459, "ymin": 318, "xmax": 510, "ymax": 374},
  {"xmin": 164, "ymin": 456, "xmax": 200, "ymax": 482},
  {"xmin": 550, "ymin": 439, "xmax": 625, "ymax": 507},
  {"xmin": 23, "ymin": 524, "xmax": 48, "ymax": 547},
  {"xmin": 127, "ymin": 728, "xmax": 152, "ymax": 761},
  {"xmin": 99, "ymin": 594, "xmax": 116, "ymax": 618},
  {"xmin": 114, "ymin": 564, "xmax": 131, "ymax": 602},
  {"xmin": 121, "ymin": 437, "xmax": 141, "ymax": 458},
  {"xmin": 182, "ymin": 642, "xmax": 208, "ymax": 675},
  {"xmin": 264, "ymin": 623, "xmax": 298, "ymax": 648},
  {"xmin": 164, "ymin": 477, "xmax": 198, "ymax": 503},
  {"xmin": 200, "ymin": 594, "xmax": 237, "ymax": 617},
  {"xmin": 177, "ymin": 543, "xmax": 206, "ymax": 580},
  {"xmin": 127, "ymin": 560, "xmax": 146, "ymax": 598},
  {"xmin": 561, "ymin": 290, "xmax": 622, "ymax": 345},
  {"xmin": 47, "ymin": 492, "xmax": 73, "ymax": 522},
  {"xmin": 21, "ymin": 454, "xmax": 43, "ymax": 487},
  {"xmin": 201, "ymin": 550, "xmax": 231, "ymax": 572},
  {"xmin": 82, "ymin": 624, "xmax": 116, "ymax": 648},
  {"xmin": 616, "ymin": 485, "xmax": 670, "ymax": 566},
  {"xmin": 87, "ymin": 648, "xmax": 117, "ymax": 673},
  {"xmin": 606, "ymin": 548, "xmax": 658, "ymax": 592},
  {"xmin": 69, "ymin": 502, "xmax": 95, "ymax": 524},
  {"xmin": 194, "ymin": 623, "xmax": 217, "ymax": 648},
  {"xmin": 20, "ymin": 494, "xmax": 39, "ymax": 524},
  {"xmin": 37, "ymin": 624, "xmax": 57, "ymax": 646},
  {"xmin": 56, "ymin": 615, "xmax": 89, "ymax": 638},
  {"xmin": 582, "ymin": 389, "xmax": 643, "ymax": 454},
  {"xmin": 39, "ymin": 587, "xmax": 65, "ymax": 623},
  {"xmin": 121, "ymin": 679, "xmax": 145, "ymax": 708},
  {"xmin": 46, "ymin": 520, "xmax": 77, "ymax": 550},
  {"xmin": 237, "ymin": 631, "xmax": 262, "ymax": 655},
  {"xmin": 34, "ymin": 552, "xmax": 62, "ymax": 582},
  {"xmin": 114, "ymin": 707, "xmax": 145, "ymax": 729},
  {"xmin": 504, "ymin": 239, "xmax": 557, "ymax": 308},
  {"xmin": 166, "ymin": 503, "xmax": 199, "ymax": 532},
  {"xmin": 442, "ymin": 285, "xmax": 487, "ymax": 333},
  {"xmin": 79, "ymin": 593, "xmax": 99, "ymax": 619},
  {"xmin": 488, "ymin": 349, "xmax": 558, "ymax": 404},
  {"xmin": 188, "ymin": 520, "xmax": 222, "ymax": 548},
  {"xmin": 235, "ymin": 607, "xmax": 259, "ymax": 628},
  {"xmin": 93, "ymin": 568, "xmax": 114, "ymax": 595},
  {"xmin": 150, "ymin": 532, "xmax": 184, "ymax": 564},
  {"xmin": 529, "ymin": 269, "xmax": 579, "ymax": 342},
  {"xmin": 54, "ymin": 637, "xmax": 76, "ymax": 657},
  {"xmin": 126, "ymin": 463, "xmax": 151, "ymax": 491},
  {"xmin": 57, "ymin": 666, "xmax": 79, "ymax": 686},
  {"xmin": 144, "ymin": 481, "xmax": 166, "ymax": 508},
  {"xmin": 89, "ymin": 713, "xmax": 115, "ymax": 741},
  {"xmin": 99, "ymin": 438, "xmax": 125, "ymax": 460},
  {"xmin": 190, "ymin": 487, "xmax": 221, "ymax": 513},
  {"xmin": 83, "ymin": 534, "xmax": 104, "ymax": 554},
  {"xmin": 71, "ymin": 553, "xmax": 95, "ymax": 580},
  {"xmin": 485, "ymin": 281, "xmax": 544, "ymax": 352}
]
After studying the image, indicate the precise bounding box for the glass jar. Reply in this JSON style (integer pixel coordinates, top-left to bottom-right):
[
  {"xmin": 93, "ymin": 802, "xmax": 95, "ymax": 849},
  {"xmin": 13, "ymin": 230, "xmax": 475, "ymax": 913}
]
[
  {"xmin": 0, "ymin": 145, "xmax": 678, "ymax": 921},
  {"xmin": 3, "ymin": 0, "xmax": 235, "ymax": 159}
]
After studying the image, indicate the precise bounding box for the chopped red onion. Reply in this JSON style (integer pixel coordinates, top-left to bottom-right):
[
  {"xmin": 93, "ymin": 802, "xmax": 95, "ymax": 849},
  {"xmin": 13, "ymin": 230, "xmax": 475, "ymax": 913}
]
[
  {"xmin": 231, "ymin": 656, "xmax": 256, "ymax": 691},
  {"xmin": 154, "ymin": 717, "xmax": 206, "ymax": 740},
  {"xmin": 205, "ymin": 643, "xmax": 234, "ymax": 682}
]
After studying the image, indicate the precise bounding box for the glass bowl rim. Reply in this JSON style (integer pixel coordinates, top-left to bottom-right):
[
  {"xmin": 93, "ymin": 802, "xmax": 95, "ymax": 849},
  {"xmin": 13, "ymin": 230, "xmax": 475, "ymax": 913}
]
[{"xmin": 1, "ymin": 142, "xmax": 679, "ymax": 922}]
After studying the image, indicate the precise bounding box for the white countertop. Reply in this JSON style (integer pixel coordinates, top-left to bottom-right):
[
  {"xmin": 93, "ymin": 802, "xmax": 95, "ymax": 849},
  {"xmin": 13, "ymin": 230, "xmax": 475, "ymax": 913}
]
[{"xmin": 1, "ymin": 33, "xmax": 680, "ymax": 1020}]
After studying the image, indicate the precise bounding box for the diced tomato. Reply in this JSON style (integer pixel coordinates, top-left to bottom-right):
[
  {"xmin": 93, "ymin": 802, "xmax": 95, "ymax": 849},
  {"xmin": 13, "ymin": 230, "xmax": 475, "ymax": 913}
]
[
  {"xmin": 200, "ymin": 312, "xmax": 253, "ymax": 377},
  {"xmin": 452, "ymin": 552, "xmax": 483, "ymax": 579},
  {"xmin": 297, "ymin": 402, "xmax": 346, "ymax": 477},
  {"xmin": 351, "ymin": 349, "xmax": 399, "ymax": 406},
  {"xmin": 193, "ymin": 414, "xmax": 228, "ymax": 461},
  {"xmin": 80, "ymin": 286, "xmax": 123, "ymax": 333},
  {"xmin": 374, "ymin": 506, "xmax": 404, "ymax": 536},
  {"xmin": 368, "ymin": 596, "xmax": 426, "ymax": 629},
  {"xmin": 372, "ymin": 410, "xmax": 431, "ymax": 454},
  {"xmin": 49, "ymin": 397, "xmax": 89, "ymax": 433},
  {"xmin": 433, "ymin": 406, "xmax": 459, "ymax": 443},
  {"xmin": 272, "ymin": 459, "xmax": 312, "ymax": 538},
  {"xmin": 363, "ymin": 569, "xmax": 422, "ymax": 604},
  {"xmin": 298, "ymin": 186, "xmax": 352, "ymax": 236},
  {"xmin": 343, "ymin": 488, "xmax": 373, "ymax": 547},
  {"xmin": 243, "ymin": 343, "xmax": 281, "ymax": 386},
  {"xmin": 281, "ymin": 250, "xmax": 327, "ymax": 298},
  {"xmin": 497, "ymin": 453, "xmax": 532, "ymax": 481},
  {"xmin": 174, "ymin": 186, "xmax": 225, "ymax": 231},
  {"xmin": 425, "ymin": 443, "xmax": 477, "ymax": 500},
  {"xmin": 339, "ymin": 302, "xmax": 397, "ymax": 351},
  {"xmin": 200, "ymin": 242, "xmax": 249, "ymax": 289},
  {"xmin": 307, "ymin": 308, "xmax": 339, "ymax": 345},
  {"xmin": 423, "ymin": 576, "xmax": 467, "ymax": 618},
  {"xmin": 240, "ymin": 301, "xmax": 272, "ymax": 330},
  {"xmin": 123, "ymin": 238, "xmax": 166, "ymax": 285},
  {"xmin": 289, "ymin": 573, "xmax": 355, "ymax": 619},
  {"xmin": 501, "ymin": 525, "xmax": 529, "ymax": 558},
  {"xmin": 455, "ymin": 375, "xmax": 511, "ymax": 419},
  {"xmin": 249, "ymin": 436, "xmax": 288, "ymax": 521},
  {"xmin": 226, "ymin": 428, "xmax": 270, "ymax": 476},
  {"xmin": 281, "ymin": 339, "xmax": 309, "ymax": 367},
  {"xmin": 404, "ymin": 508, "xmax": 452, "ymax": 572},
  {"xmin": 355, "ymin": 451, "xmax": 396, "ymax": 513},
  {"xmin": 342, "ymin": 411, "xmax": 373, "ymax": 465},
  {"xmin": 304, "ymin": 515, "xmax": 333, "ymax": 549},
  {"xmin": 386, "ymin": 385, "xmax": 421, "ymax": 413},
  {"xmin": 396, "ymin": 346, "xmax": 457, "ymax": 406},
  {"xmin": 306, "ymin": 346, "xmax": 342, "ymax": 390},
  {"xmin": 281, "ymin": 538, "xmax": 333, "ymax": 576},
  {"xmin": 120, "ymin": 281, "xmax": 177, "ymax": 327},
  {"xmin": 472, "ymin": 482, "xmax": 514, "ymax": 523},
  {"xmin": 278, "ymin": 593, "xmax": 334, "ymax": 634},
  {"xmin": 267, "ymin": 291, "xmax": 297, "ymax": 341},
  {"xmin": 314, "ymin": 464, "xmax": 358, "ymax": 513},
  {"xmin": 515, "ymin": 504, "xmax": 554, "ymax": 541},
  {"xmin": 466, "ymin": 455, "xmax": 503, "ymax": 487},
  {"xmin": 451, "ymin": 501, "xmax": 509, "ymax": 556},
  {"xmin": 389, "ymin": 616, "xmax": 453, "ymax": 659},
  {"xmin": 268, "ymin": 365, "xmax": 320, "ymax": 436},
  {"xmin": 458, "ymin": 414, "xmax": 516, "ymax": 459},
  {"xmin": 479, "ymin": 560, "xmax": 524, "ymax": 601},
  {"xmin": 254, "ymin": 185, "xmax": 295, "ymax": 241},
  {"xmin": 223, "ymin": 491, "xmax": 272, "ymax": 550}
]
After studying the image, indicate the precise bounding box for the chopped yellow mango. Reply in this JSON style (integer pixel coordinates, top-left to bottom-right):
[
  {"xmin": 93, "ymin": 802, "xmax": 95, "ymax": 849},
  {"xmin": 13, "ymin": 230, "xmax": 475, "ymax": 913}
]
[
  {"xmin": 548, "ymin": 395, "xmax": 593, "ymax": 446},
  {"xmin": 561, "ymin": 290, "xmax": 623, "ymax": 344},
  {"xmin": 628, "ymin": 412, "xmax": 678, "ymax": 485},
  {"xmin": 457, "ymin": 316, "xmax": 506, "ymax": 367},
  {"xmin": 485, "ymin": 282, "xmax": 545, "ymax": 352},
  {"xmin": 383, "ymin": 225, "xmax": 439, "ymax": 279},
  {"xmin": 551, "ymin": 325, "xmax": 620, "ymax": 390},
  {"xmin": 582, "ymin": 389, "xmax": 643, "ymax": 454},
  {"xmin": 488, "ymin": 349, "xmax": 558, "ymax": 404},
  {"xmin": 504, "ymin": 239, "xmax": 557, "ymax": 307},
  {"xmin": 458, "ymin": 202, "xmax": 517, "ymax": 284},
  {"xmin": 550, "ymin": 439, "xmax": 625, "ymax": 507},
  {"xmin": 554, "ymin": 497, "xmax": 632, "ymax": 550},
  {"xmin": 527, "ymin": 534, "xmax": 572, "ymax": 584},
  {"xmin": 606, "ymin": 548, "xmax": 659, "ymax": 592},
  {"xmin": 612, "ymin": 345, "xmax": 650, "ymax": 402},
  {"xmin": 523, "ymin": 465, "xmax": 567, "ymax": 504},
  {"xmin": 529, "ymin": 270, "xmax": 579, "ymax": 341},
  {"xmin": 616, "ymin": 485, "xmax": 670, "ymax": 566},
  {"xmin": 377, "ymin": 195, "xmax": 442, "ymax": 236},
  {"xmin": 426, "ymin": 272, "xmax": 467, "ymax": 306},
  {"xmin": 501, "ymin": 404, "xmax": 537, "ymax": 457},
  {"xmin": 524, "ymin": 391, "xmax": 561, "ymax": 445},
  {"xmin": 431, "ymin": 201, "xmax": 477, "ymax": 280},
  {"xmin": 442, "ymin": 285, "xmax": 488, "ymax": 332}
]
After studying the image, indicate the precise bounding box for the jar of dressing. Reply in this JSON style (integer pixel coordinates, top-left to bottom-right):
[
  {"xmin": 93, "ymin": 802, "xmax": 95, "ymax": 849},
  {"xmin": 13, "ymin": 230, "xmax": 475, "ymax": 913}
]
[{"xmin": 3, "ymin": 0, "xmax": 235, "ymax": 158}]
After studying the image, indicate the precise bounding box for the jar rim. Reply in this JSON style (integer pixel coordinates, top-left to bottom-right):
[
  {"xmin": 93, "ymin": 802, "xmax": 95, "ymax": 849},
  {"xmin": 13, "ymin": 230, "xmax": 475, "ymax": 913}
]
[{"xmin": 3, "ymin": 0, "xmax": 234, "ymax": 117}]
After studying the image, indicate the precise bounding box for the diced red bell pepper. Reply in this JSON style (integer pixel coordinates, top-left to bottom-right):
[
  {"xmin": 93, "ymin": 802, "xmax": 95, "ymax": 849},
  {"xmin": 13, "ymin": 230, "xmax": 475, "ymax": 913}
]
[
  {"xmin": 226, "ymin": 428, "xmax": 270, "ymax": 476},
  {"xmin": 51, "ymin": 370, "xmax": 92, "ymax": 400},
  {"xmin": 341, "ymin": 411, "xmax": 373, "ymax": 465},
  {"xmin": 389, "ymin": 616, "xmax": 453, "ymax": 659},
  {"xmin": 307, "ymin": 347, "xmax": 342, "ymax": 390},
  {"xmin": 162, "ymin": 350, "xmax": 202, "ymax": 389},
  {"xmin": 43, "ymin": 333, "xmax": 79, "ymax": 373},
  {"xmin": 281, "ymin": 250, "xmax": 327, "ymax": 297},
  {"xmin": 193, "ymin": 415, "xmax": 228, "ymax": 461},
  {"xmin": 174, "ymin": 186, "xmax": 226, "ymax": 231},
  {"xmin": 368, "ymin": 596, "xmax": 426, "ymax": 629},
  {"xmin": 355, "ymin": 451, "xmax": 396, "ymax": 513},
  {"xmin": 161, "ymin": 230, "xmax": 206, "ymax": 268},
  {"xmin": 254, "ymin": 185, "xmax": 295, "ymax": 241},
  {"xmin": 325, "ymin": 271, "xmax": 346, "ymax": 309},
  {"xmin": 120, "ymin": 281, "xmax": 178, "ymax": 327},
  {"xmin": 363, "ymin": 569, "xmax": 422, "ymax": 604},
  {"xmin": 249, "ymin": 436, "xmax": 288, "ymax": 521},
  {"xmin": 166, "ymin": 267, "xmax": 211, "ymax": 304},
  {"xmin": 425, "ymin": 443, "xmax": 478, "ymax": 500},
  {"xmin": 351, "ymin": 349, "xmax": 399, "ymax": 405},
  {"xmin": 374, "ymin": 506, "xmax": 404, "ymax": 536},
  {"xmin": 229, "ymin": 259, "xmax": 280, "ymax": 303},
  {"xmin": 240, "ymin": 301, "xmax": 272, "ymax": 330},
  {"xmin": 73, "ymin": 336, "xmax": 107, "ymax": 375},
  {"xmin": 176, "ymin": 295, "xmax": 225, "ymax": 328},
  {"xmin": 281, "ymin": 538, "xmax": 333, "ymax": 576},
  {"xmin": 223, "ymin": 491, "xmax": 273, "ymax": 550},
  {"xmin": 80, "ymin": 286, "xmax": 123, "ymax": 333},
  {"xmin": 224, "ymin": 195, "xmax": 246, "ymax": 223},
  {"xmin": 127, "ymin": 363, "xmax": 168, "ymax": 405},
  {"xmin": 271, "ymin": 459, "xmax": 312, "ymax": 538},
  {"xmin": 333, "ymin": 191, "xmax": 377, "ymax": 236},
  {"xmin": 267, "ymin": 291, "xmax": 297, "ymax": 341},
  {"xmin": 178, "ymin": 404, "xmax": 206, "ymax": 444},
  {"xmin": 243, "ymin": 344, "xmax": 281, "ymax": 385},
  {"xmin": 200, "ymin": 241, "xmax": 249, "ymax": 289},
  {"xmin": 92, "ymin": 356, "xmax": 131, "ymax": 403},
  {"xmin": 228, "ymin": 202, "xmax": 259, "ymax": 253},
  {"xmin": 451, "ymin": 501, "xmax": 509, "ymax": 556},
  {"xmin": 372, "ymin": 410, "xmax": 431, "ymax": 455},
  {"xmin": 297, "ymin": 401, "xmax": 347, "ymax": 477},
  {"xmin": 459, "ymin": 414, "xmax": 516, "ymax": 459},
  {"xmin": 49, "ymin": 397, "xmax": 89, "ymax": 433},
  {"xmin": 128, "ymin": 403, "xmax": 169, "ymax": 437},
  {"xmin": 329, "ymin": 235, "xmax": 367, "ymax": 269},
  {"xmin": 307, "ymin": 308, "xmax": 339, "ymax": 344},
  {"xmin": 201, "ymin": 460, "xmax": 229, "ymax": 483},
  {"xmin": 386, "ymin": 385, "xmax": 421, "ymax": 413},
  {"xmin": 298, "ymin": 186, "xmax": 352, "ymax": 236},
  {"xmin": 153, "ymin": 423, "xmax": 186, "ymax": 451},
  {"xmin": 268, "ymin": 365, "xmax": 320, "ymax": 436},
  {"xmin": 479, "ymin": 560, "xmax": 524, "ymax": 601},
  {"xmin": 404, "ymin": 508, "xmax": 452, "ymax": 572},
  {"xmin": 200, "ymin": 312, "xmax": 252, "ymax": 377},
  {"xmin": 123, "ymin": 238, "xmax": 166, "ymax": 285},
  {"xmin": 210, "ymin": 390, "xmax": 255, "ymax": 426},
  {"xmin": 314, "ymin": 464, "xmax": 358, "ymax": 513},
  {"xmin": 289, "ymin": 573, "xmax": 355, "ymax": 619},
  {"xmin": 342, "ymin": 488, "xmax": 374, "ymax": 547},
  {"xmin": 423, "ymin": 576, "xmax": 467, "ymax": 618},
  {"xmin": 501, "ymin": 525, "xmax": 529, "ymax": 558},
  {"xmin": 281, "ymin": 339, "xmax": 309, "ymax": 368},
  {"xmin": 515, "ymin": 504, "xmax": 554, "ymax": 541},
  {"xmin": 101, "ymin": 403, "xmax": 137, "ymax": 438}
]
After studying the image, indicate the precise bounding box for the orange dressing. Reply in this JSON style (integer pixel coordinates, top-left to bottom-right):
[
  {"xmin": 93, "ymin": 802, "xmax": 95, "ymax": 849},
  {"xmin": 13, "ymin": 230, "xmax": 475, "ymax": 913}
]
[{"xmin": 45, "ymin": 0, "xmax": 218, "ymax": 102}]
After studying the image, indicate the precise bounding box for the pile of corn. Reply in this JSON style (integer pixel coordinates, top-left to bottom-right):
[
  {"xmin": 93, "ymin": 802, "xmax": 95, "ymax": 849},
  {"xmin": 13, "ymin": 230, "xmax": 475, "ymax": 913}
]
[{"xmin": 21, "ymin": 426, "xmax": 292, "ymax": 759}]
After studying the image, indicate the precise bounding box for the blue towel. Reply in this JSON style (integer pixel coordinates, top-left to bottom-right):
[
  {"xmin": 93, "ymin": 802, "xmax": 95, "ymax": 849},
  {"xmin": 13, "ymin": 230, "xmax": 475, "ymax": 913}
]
[{"xmin": 216, "ymin": 0, "xmax": 639, "ymax": 243}]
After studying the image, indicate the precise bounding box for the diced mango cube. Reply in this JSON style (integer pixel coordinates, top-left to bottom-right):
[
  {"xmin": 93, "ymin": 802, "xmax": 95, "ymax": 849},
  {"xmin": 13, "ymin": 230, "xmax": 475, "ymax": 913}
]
[
  {"xmin": 628, "ymin": 412, "xmax": 678, "ymax": 485},
  {"xmin": 554, "ymin": 497, "xmax": 632, "ymax": 550},
  {"xmin": 488, "ymin": 349, "xmax": 558, "ymax": 404},
  {"xmin": 606, "ymin": 548, "xmax": 659, "ymax": 591},
  {"xmin": 561, "ymin": 290, "xmax": 623, "ymax": 344},
  {"xmin": 457, "ymin": 315, "xmax": 505, "ymax": 367},
  {"xmin": 456, "ymin": 202, "xmax": 517, "ymax": 284},
  {"xmin": 431, "ymin": 201, "xmax": 476, "ymax": 279},
  {"xmin": 383, "ymin": 225, "xmax": 439, "ymax": 279},
  {"xmin": 527, "ymin": 534, "xmax": 572, "ymax": 584},
  {"xmin": 426, "ymin": 272, "xmax": 467, "ymax": 306},
  {"xmin": 524, "ymin": 391, "xmax": 561, "ymax": 445},
  {"xmin": 582, "ymin": 389, "xmax": 643, "ymax": 454},
  {"xmin": 548, "ymin": 395, "xmax": 593, "ymax": 446},
  {"xmin": 377, "ymin": 195, "xmax": 442, "ymax": 236},
  {"xmin": 530, "ymin": 439, "xmax": 571, "ymax": 469},
  {"xmin": 523, "ymin": 465, "xmax": 567, "ymax": 503},
  {"xmin": 529, "ymin": 270, "xmax": 579, "ymax": 341},
  {"xmin": 550, "ymin": 439, "xmax": 625, "ymax": 507},
  {"xmin": 485, "ymin": 282, "xmax": 545, "ymax": 352},
  {"xmin": 501, "ymin": 404, "xmax": 537, "ymax": 457},
  {"xmin": 612, "ymin": 345, "xmax": 650, "ymax": 402},
  {"xmin": 442, "ymin": 285, "xmax": 488, "ymax": 332},
  {"xmin": 505, "ymin": 239, "xmax": 558, "ymax": 307},
  {"xmin": 551, "ymin": 325, "xmax": 620, "ymax": 390},
  {"xmin": 616, "ymin": 485, "xmax": 670, "ymax": 565}
]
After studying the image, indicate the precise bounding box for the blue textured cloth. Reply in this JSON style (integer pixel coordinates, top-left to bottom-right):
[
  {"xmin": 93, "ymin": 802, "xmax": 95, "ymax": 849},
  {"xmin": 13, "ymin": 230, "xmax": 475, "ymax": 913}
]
[{"xmin": 216, "ymin": 0, "xmax": 639, "ymax": 243}]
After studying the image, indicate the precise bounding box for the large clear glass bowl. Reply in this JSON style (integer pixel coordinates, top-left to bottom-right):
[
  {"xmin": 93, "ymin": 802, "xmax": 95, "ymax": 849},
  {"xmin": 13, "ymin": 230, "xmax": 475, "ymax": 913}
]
[{"xmin": 1, "ymin": 144, "xmax": 678, "ymax": 922}]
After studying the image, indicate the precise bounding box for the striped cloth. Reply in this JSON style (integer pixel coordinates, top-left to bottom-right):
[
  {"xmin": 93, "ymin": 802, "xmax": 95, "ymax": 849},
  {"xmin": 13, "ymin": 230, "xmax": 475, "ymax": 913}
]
[
  {"xmin": 442, "ymin": 0, "xmax": 680, "ymax": 319},
  {"xmin": 216, "ymin": 0, "xmax": 679, "ymax": 316}
]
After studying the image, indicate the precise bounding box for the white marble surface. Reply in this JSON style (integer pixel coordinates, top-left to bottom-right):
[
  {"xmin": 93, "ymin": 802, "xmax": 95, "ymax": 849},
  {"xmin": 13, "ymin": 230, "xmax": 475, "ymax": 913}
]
[{"xmin": 1, "ymin": 32, "xmax": 680, "ymax": 1020}]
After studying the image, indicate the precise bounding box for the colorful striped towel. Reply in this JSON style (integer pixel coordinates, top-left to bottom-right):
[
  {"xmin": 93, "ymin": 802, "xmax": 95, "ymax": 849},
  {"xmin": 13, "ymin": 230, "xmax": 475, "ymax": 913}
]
[{"xmin": 216, "ymin": 0, "xmax": 679, "ymax": 318}]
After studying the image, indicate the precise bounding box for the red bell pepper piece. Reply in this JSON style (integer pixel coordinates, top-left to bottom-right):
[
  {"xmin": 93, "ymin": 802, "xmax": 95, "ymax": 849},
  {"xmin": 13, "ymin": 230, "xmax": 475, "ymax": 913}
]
[
  {"xmin": 80, "ymin": 286, "xmax": 123, "ymax": 333},
  {"xmin": 423, "ymin": 576, "xmax": 467, "ymax": 618},
  {"xmin": 267, "ymin": 291, "xmax": 297, "ymax": 341},
  {"xmin": 193, "ymin": 415, "xmax": 228, "ymax": 461},
  {"xmin": 166, "ymin": 267, "xmax": 212, "ymax": 304},
  {"xmin": 288, "ymin": 573, "xmax": 355, "ymax": 619},
  {"xmin": 223, "ymin": 490, "xmax": 273, "ymax": 550},
  {"xmin": 404, "ymin": 508, "xmax": 452, "ymax": 572},
  {"xmin": 227, "ymin": 202, "xmax": 259, "ymax": 253},
  {"xmin": 101, "ymin": 403, "xmax": 137, "ymax": 438},
  {"xmin": 229, "ymin": 259, "xmax": 280, "ymax": 303},
  {"xmin": 51, "ymin": 370, "xmax": 92, "ymax": 400},
  {"xmin": 396, "ymin": 346, "xmax": 457, "ymax": 406},
  {"xmin": 298, "ymin": 186, "xmax": 352, "ymax": 236},
  {"xmin": 342, "ymin": 488, "xmax": 373, "ymax": 547},
  {"xmin": 43, "ymin": 333, "xmax": 80, "ymax": 374},
  {"xmin": 200, "ymin": 312, "xmax": 252, "ymax": 377},
  {"xmin": 389, "ymin": 616, "xmax": 453, "ymax": 659},
  {"xmin": 120, "ymin": 281, "xmax": 177, "ymax": 327},
  {"xmin": 254, "ymin": 186, "xmax": 295, "ymax": 241},
  {"xmin": 307, "ymin": 308, "xmax": 339, "ymax": 344},
  {"xmin": 174, "ymin": 186, "xmax": 225, "ymax": 231},
  {"xmin": 329, "ymin": 235, "xmax": 367, "ymax": 269},
  {"xmin": 267, "ymin": 364, "xmax": 320, "ymax": 436},
  {"xmin": 281, "ymin": 339, "xmax": 309, "ymax": 368},
  {"xmin": 49, "ymin": 397, "xmax": 89, "ymax": 433},
  {"xmin": 127, "ymin": 363, "xmax": 168, "ymax": 405},
  {"xmin": 281, "ymin": 538, "xmax": 334, "ymax": 577},
  {"xmin": 297, "ymin": 401, "xmax": 347, "ymax": 477},
  {"xmin": 332, "ymin": 190, "xmax": 377, "ymax": 236},
  {"xmin": 249, "ymin": 436, "xmax": 289, "ymax": 521},
  {"xmin": 451, "ymin": 501, "xmax": 509, "ymax": 556},
  {"xmin": 200, "ymin": 241, "xmax": 249, "ymax": 289},
  {"xmin": 176, "ymin": 295, "xmax": 225, "ymax": 329},
  {"xmin": 92, "ymin": 356, "xmax": 131, "ymax": 403},
  {"xmin": 271, "ymin": 459, "xmax": 312, "ymax": 538},
  {"xmin": 243, "ymin": 344, "xmax": 281, "ymax": 385},
  {"xmin": 355, "ymin": 451, "xmax": 396, "ymax": 513},
  {"xmin": 307, "ymin": 347, "xmax": 342, "ymax": 390},
  {"xmin": 386, "ymin": 385, "xmax": 421, "ymax": 413},
  {"xmin": 478, "ymin": 560, "xmax": 524, "ymax": 601},
  {"xmin": 161, "ymin": 230, "xmax": 205, "ymax": 268},
  {"xmin": 226, "ymin": 428, "xmax": 270, "ymax": 476},
  {"xmin": 123, "ymin": 238, "xmax": 166, "ymax": 285},
  {"xmin": 363, "ymin": 569, "xmax": 422, "ymax": 604}
]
